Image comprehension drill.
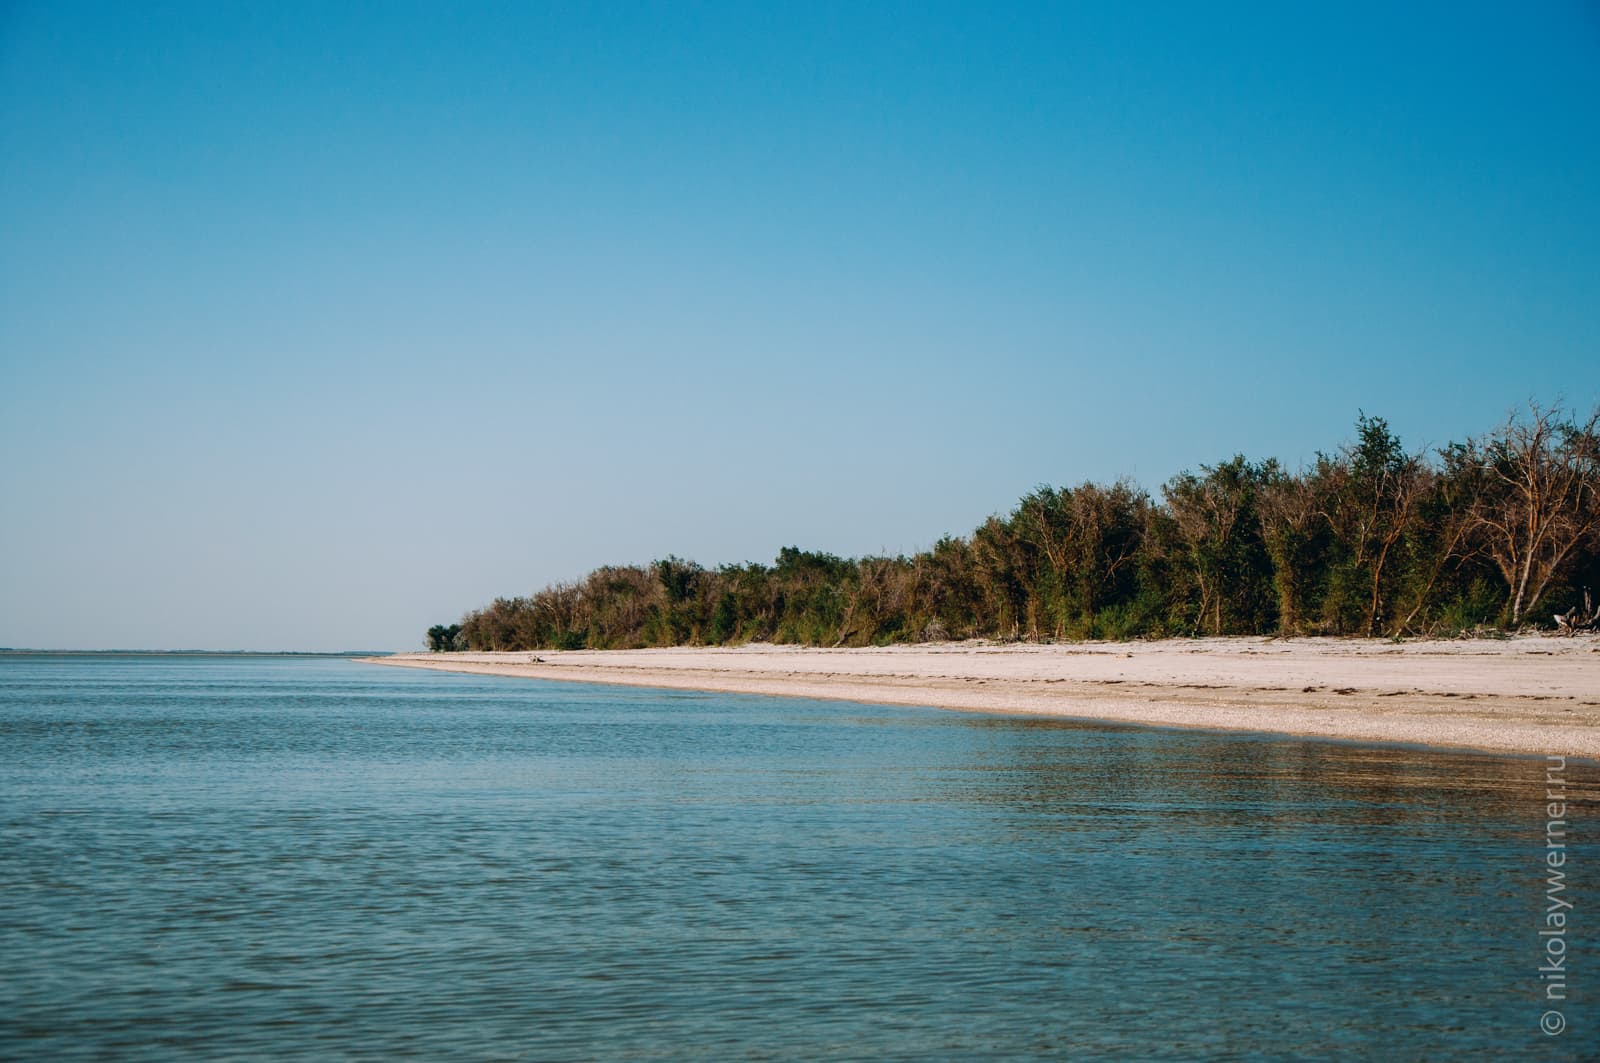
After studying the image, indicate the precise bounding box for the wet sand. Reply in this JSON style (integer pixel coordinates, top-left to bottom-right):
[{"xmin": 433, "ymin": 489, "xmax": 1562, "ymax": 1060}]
[{"xmin": 362, "ymin": 636, "xmax": 1600, "ymax": 758}]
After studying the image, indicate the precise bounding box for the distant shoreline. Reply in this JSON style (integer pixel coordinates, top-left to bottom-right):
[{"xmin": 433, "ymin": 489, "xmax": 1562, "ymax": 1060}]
[
  {"xmin": 362, "ymin": 635, "xmax": 1600, "ymax": 759},
  {"xmin": 0, "ymin": 649, "xmax": 387, "ymax": 658}
]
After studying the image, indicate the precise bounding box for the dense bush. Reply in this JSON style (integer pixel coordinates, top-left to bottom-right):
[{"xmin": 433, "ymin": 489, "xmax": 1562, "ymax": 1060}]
[{"xmin": 449, "ymin": 404, "xmax": 1600, "ymax": 650}]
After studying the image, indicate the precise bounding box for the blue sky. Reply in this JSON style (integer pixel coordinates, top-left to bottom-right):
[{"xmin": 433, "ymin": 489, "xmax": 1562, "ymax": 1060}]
[{"xmin": 2, "ymin": 2, "xmax": 1597, "ymax": 650}]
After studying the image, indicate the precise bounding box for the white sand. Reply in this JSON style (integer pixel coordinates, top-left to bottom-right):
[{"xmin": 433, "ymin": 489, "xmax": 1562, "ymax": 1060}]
[{"xmin": 362, "ymin": 635, "xmax": 1600, "ymax": 758}]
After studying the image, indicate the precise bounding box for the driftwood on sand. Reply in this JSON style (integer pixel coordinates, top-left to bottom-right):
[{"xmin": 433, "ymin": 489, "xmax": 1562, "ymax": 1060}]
[{"xmin": 1555, "ymin": 589, "xmax": 1596, "ymax": 636}]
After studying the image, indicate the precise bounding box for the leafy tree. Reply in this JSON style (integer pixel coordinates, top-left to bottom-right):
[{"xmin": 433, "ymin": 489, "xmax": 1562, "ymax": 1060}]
[
  {"xmin": 1315, "ymin": 414, "xmax": 1427, "ymax": 635},
  {"xmin": 425, "ymin": 623, "xmax": 463, "ymax": 652},
  {"xmin": 1163, "ymin": 457, "xmax": 1276, "ymax": 635},
  {"xmin": 1257, "ymin": 461, "xmax": 1325, "ymax": 634}
]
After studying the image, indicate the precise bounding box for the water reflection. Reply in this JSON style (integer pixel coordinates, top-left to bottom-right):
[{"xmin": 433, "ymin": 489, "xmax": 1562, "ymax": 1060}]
[{"xmin": 955, "ymin": 713, "xmax": 1596, "ymax": 822}]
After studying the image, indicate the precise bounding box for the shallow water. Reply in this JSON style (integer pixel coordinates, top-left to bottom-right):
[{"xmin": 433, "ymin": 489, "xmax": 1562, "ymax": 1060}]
[{"xmin": 0, "ymin": 654, "xmax": 1592, "ymax": 1060}]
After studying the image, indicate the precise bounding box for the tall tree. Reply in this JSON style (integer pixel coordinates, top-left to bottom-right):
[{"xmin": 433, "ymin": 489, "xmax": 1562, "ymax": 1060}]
[
  {"xmin": 1257, "ymin": 462, "xmax": 1324, "ymax": 634},
  {"xmin": 1449, "ymin": 402, "xmax": 1600, "ymax": 626},
  {"xmin": 1316, "ymin": 414, "xmax": 1427, "ymax": 635},
  {"xmin": 972, "ymin": 515, "xmax": 1030, "ymax": 639},
  {"xmin": 1389, "ymin": 461, "xmax": 1480, "ymax": 635},
  {"xmin": 1164, "ymin": 457, "xmax": 1276, "ymax": 635}
]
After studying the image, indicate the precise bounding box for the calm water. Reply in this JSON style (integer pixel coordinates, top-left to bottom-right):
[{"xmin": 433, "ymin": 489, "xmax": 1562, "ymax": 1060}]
[{"xmin": 0, "ymin": 655, "xmax": 1593, "ymax": 1061}]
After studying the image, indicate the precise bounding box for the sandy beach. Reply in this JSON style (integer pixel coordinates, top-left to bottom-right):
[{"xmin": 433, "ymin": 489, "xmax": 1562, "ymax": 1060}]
[{"xmin": 363, "ymin": 636, "xmax": 1600, "ymax": 758}]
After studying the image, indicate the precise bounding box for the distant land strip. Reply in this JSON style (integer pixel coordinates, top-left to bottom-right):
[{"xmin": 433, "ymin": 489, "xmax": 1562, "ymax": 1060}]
[
  {"xmin": 0, "ymin": 649, "xmax": 388, "ymax": 657},
  {"xmin": 432, "ymin": 404, "xmax": 1600, "ymax": 656}
]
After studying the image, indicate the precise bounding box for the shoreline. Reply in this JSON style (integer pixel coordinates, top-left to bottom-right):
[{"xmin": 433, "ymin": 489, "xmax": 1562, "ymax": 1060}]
[{"xmin": 360, "ymin": 636, "xmax": 1600, "ymax": 759}]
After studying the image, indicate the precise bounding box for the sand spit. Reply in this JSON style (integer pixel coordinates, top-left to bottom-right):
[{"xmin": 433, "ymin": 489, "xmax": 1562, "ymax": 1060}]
[{"xmin": 361, "ymin": 636, "xmax": 1600, "ymax": 758}]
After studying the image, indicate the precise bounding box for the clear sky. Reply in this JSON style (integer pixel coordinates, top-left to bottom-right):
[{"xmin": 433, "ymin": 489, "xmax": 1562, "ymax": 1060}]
[{"xmin": 2, "ymin": 2, "xmax": 1597, "ymax": 650}]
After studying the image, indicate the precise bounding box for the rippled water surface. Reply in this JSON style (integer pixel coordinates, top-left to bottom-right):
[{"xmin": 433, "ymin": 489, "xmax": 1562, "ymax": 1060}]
[{"xmin": 1, "ymin": 654, "xmax": 1594, "ymax": 1060}]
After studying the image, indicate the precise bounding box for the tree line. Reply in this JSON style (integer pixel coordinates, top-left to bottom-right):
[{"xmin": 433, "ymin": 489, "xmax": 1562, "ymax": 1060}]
[{"xmin": 436, "ymin": 403, "xmax": 1600, "ymax": 651}]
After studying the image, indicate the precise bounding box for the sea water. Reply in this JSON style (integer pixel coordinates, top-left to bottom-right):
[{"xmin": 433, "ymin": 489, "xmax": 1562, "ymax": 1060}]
[{"xmin": 0, "ymin": 654, "xmax": 1592, "ymax": 1060}]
